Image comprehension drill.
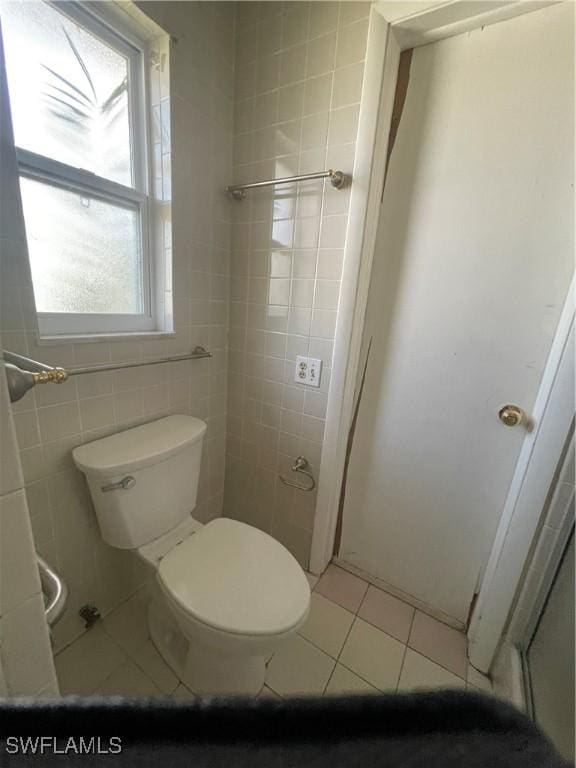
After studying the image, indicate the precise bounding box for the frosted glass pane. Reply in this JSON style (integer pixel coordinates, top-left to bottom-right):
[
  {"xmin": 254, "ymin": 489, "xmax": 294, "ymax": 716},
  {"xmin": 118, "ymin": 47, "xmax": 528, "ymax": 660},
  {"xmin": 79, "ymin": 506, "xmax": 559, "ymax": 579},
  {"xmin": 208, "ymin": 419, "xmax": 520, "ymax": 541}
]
[
  {"xmin": 20, "ymin": 178, "xmax": 143, "ymax": 314},
  {"xmin": 1, "ymin": 0, "xmax": 132, "ymax": 185}
]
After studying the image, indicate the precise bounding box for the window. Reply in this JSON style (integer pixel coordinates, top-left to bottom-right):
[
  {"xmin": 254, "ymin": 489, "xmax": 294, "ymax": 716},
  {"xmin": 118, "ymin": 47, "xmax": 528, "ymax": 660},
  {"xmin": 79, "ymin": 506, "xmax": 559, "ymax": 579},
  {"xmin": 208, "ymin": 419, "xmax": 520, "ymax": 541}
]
[{"xmin": 1, "ymin": 0, "xmax": 162, "ymax": 336}]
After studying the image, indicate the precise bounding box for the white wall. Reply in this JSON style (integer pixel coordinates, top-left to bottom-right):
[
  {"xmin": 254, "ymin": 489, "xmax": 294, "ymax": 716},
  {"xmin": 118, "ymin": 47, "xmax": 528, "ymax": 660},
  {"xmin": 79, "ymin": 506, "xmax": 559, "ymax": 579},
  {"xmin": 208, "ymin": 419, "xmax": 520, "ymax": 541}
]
[{"xmin": 340, "ymin": 3, "xmax": 574, "ymax": 623}]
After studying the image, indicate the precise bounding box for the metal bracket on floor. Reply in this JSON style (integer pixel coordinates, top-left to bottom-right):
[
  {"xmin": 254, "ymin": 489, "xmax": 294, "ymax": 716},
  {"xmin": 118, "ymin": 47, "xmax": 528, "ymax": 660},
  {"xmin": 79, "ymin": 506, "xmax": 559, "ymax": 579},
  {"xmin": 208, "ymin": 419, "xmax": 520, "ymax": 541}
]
[{"xmin": 79, "ymin": 604, "xmax": 101, "ymax": 630}]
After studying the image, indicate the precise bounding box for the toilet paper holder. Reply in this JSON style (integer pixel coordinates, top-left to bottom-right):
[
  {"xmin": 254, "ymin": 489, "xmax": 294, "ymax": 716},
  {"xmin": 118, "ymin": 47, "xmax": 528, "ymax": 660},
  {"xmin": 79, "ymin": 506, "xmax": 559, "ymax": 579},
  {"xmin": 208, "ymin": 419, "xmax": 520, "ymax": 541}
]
[{"xmin": 279, "ymin": 456, "xmax": 316, "ymax": 492}]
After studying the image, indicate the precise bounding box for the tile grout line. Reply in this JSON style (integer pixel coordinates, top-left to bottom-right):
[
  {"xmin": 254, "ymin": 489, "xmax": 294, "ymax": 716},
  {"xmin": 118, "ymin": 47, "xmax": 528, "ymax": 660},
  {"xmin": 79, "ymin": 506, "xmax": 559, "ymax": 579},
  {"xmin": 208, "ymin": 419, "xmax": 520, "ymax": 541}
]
[
  {"xmin": 89, "ymin": 657, "xmax": 128, "ymax": 696},
  {"xmin": 264, "ymin": 680, "xmax": 284, "ymax": 699},
  {"xmin": 320, "ymin": 615, "xmax": 354, "ymax": 696},
  {"xmin": 59, "ymin": 591, "xmax": 158, "ymax": 695},
  {"xmin": 405, "ymin": 612, "xmax": 468, "ymax": 682},
  {"xmin": 129, "ymin": 641, "xmax": 179, "ymax": 696},
  {"xmin": 312, "ymin": 583, "xmax": 414, "ymax": 654},
  {"xmin": 99, "ymin": 619, "xmax": 151, "ymax": 661},
  {"xmin": 403, "ymin": 645, "xmax": 468, "ymax": 683},
  {"xmin": 267, "ymin": 634, "xmax": 328, "ymax": 698},
  {"xmin": 55, "ymin": 584, "xmax": 149, "ymax": 657},
  {"xmin": 351, "ymin": 569, "xmax": 405, "ymax": 693},
  {"xmin": 315, "ymin": 599, "xmax": 407, "ymax": 694},
  {"xmin": 340, "ymin": 568, "xmax": 470, "ymax": 683},
  {"xmin": 335, "ymin": 657, "xmax": 383, "ymax": 694},
  {"xmin": 354, "ymin": 582, "xmax": 417, "ymax": 646},
  {"xmin": 395, "ymin": 609, "xmax": 417, "ymax": 693},
  {"xmin": 320, "ymin": 574, "xmax": 369, "ymax": 696},
  {"xmin": 125, "ymin": 658, "xmax": 164, "ymax": 697},
  {"xmin": 101, "ymin": 607, "xmax": 170, "ymax": 695}
]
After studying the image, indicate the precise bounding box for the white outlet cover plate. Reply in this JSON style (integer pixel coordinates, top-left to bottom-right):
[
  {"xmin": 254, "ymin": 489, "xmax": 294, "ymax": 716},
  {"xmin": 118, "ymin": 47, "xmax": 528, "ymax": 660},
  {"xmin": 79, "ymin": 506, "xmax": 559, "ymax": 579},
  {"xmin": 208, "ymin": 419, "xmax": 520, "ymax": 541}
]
[{"xmin": 295, "ymin": 356, "xmax": 322, "ymax": 387}]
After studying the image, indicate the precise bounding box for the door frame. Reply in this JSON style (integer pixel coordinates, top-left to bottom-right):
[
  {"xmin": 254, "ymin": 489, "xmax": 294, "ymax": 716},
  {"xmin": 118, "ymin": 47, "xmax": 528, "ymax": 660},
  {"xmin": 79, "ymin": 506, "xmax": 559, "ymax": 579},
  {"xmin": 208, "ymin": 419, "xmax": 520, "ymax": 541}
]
[
  {"xmin": 489, "ymin": 431, "xmax": 575, "ymax": 706},
  {"xmin": 310, "ymin": 0, "xmax": 571, "ymax": 673},
  {"xmin": 467, "ymin": 290, "xmax": 574, "ymax": 672},
  {"xmin": 521, "ymin": 524, "xmax": 574, "ymax": 716}
]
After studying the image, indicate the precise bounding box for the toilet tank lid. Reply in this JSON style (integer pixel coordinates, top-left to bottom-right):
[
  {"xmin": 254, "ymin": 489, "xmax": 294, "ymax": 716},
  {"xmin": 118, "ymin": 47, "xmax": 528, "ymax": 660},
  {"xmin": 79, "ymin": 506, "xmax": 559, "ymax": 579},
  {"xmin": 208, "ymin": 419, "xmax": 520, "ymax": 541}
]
[{"xmin": 72, "ymin": 415, "xmax": 207, "ymax": 477}]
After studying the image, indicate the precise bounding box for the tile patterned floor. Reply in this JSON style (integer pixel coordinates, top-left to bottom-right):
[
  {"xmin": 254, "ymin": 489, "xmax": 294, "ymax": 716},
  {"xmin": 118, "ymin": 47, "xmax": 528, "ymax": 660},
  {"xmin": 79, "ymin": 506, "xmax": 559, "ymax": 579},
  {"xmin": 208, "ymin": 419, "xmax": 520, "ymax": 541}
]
[{"xmin": 54, "ymin": 564, "xmax": 493, "ymax": 698}]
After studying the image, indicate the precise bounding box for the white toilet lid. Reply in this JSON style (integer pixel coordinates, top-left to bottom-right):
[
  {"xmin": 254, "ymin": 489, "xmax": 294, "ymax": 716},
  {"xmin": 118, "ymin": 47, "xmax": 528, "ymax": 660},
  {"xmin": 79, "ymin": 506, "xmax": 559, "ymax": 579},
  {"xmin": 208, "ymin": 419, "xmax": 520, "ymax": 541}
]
[{"xmin": 158, "ymin": 518, "xmax": 311, "ymax": 636}]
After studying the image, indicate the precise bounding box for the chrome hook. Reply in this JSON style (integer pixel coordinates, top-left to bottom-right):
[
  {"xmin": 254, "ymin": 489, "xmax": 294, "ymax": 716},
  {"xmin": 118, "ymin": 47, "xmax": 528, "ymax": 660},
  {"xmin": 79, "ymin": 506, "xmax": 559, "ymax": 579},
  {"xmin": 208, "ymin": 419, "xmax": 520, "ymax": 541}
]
[{"xmin": 279, "ymin": 456, "xmax": 316, "ymax": 492}]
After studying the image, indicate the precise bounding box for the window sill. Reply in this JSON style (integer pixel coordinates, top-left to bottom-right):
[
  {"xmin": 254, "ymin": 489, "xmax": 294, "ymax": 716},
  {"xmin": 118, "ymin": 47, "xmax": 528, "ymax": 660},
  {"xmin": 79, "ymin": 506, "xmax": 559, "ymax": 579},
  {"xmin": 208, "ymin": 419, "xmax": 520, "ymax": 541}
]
[{"xmin": 35, "ymin": 331, "xmax": 176, "ymax": 346}]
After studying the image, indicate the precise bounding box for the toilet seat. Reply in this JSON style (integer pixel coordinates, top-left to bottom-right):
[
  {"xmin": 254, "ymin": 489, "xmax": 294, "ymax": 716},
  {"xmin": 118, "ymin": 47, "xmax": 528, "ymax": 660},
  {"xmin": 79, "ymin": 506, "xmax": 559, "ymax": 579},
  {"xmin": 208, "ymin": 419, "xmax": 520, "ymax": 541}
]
[{"xmin": 157, "ymin": 518, "xmax": 310, "ymax": 637}]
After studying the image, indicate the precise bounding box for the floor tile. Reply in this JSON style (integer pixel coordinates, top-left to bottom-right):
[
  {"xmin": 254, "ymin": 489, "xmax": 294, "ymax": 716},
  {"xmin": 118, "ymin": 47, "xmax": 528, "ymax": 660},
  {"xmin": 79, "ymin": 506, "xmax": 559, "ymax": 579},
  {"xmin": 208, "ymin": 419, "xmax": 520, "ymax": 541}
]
[
  {"xmin": 102, "ymin": 590, "xmax": 150, "ymax": 655},
  {"xmin": 171, "ymin": 684, "xmax": 195, "ymax": 699},
  {"xmin": 408, "ymin": 611, "xmax": 467, "ymax": 679},
  {"xmin": 315, "ymin": 565, "xmax": 368, "ymax": 613},
  {"xmin": 339, "ymin": 618, "xmax": 405, "ymax": 691},
  {"xmin": 358, "ymin": 585, "xmax": 415, "ymax": 643},
  {"xmin": 133, "ymin": 640, "xmax": 179, "ymax": 695},
  {"xmin": 266, "ymin": 635, "xmax": 335, "ymax": 696},
  {"xmin": 259, "ymin": 685, "xmax": 282, "ymax": 699},
  {"xmin": 306, "ymin": 572, "xmax": 319, "ymax": 590},
  {"xmin": 467, "ymin": 663, "xmax": 492, "ymax": 693},
  {"xmin": 398, "ymin": 649, "xmax": 465, "ymax": 692},
  {"xmin": 55, "ymin": 626, "xmax": 125, "ymax": 695},
  {"xmin": 299, "ymin": 592, "xmax": 354, "ymax": 658},
  {"xmin": 324, "ymin": 664, "xmax": 379, "ymax": 696},
  {"xmin": 95, "ymin": 661, "xmax": 162, "ymax": 697}
]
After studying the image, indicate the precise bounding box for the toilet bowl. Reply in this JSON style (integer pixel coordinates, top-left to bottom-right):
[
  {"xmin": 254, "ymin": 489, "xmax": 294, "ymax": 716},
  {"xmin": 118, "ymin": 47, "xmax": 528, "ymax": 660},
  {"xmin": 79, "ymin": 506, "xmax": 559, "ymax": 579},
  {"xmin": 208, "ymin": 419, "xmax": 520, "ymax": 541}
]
[
  {"xmin": 147, "ymin": 517, "xmax": 309, "ymax": 693},
  {"xmin": 72, "ymin": 415, "xmax": 310, "ymax": 695}
]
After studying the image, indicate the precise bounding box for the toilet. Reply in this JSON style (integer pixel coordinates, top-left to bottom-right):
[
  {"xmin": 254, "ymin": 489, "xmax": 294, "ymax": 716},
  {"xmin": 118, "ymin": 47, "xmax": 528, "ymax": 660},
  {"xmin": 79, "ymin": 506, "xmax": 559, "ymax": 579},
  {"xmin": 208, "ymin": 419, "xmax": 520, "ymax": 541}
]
[{"xmin": 72, "ymin": 415, "xmax": 310, "ymax": 695}]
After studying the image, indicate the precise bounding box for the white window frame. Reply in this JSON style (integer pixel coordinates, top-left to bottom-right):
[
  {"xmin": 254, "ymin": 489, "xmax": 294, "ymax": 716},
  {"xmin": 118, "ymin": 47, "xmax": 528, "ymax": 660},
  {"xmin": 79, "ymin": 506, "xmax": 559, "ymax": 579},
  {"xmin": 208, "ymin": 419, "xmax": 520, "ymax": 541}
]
[{"xmin": 13, "ymin": 0, "xmax": 157, "ymax": 337}]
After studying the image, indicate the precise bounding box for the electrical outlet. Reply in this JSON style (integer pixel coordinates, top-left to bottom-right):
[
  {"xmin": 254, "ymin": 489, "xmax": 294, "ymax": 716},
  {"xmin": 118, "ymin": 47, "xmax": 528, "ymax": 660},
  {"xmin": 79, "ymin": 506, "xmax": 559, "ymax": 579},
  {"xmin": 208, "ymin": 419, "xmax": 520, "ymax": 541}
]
[{"xmin": 295, "ymin": 356, "xmax": 322, "ymax": 387}]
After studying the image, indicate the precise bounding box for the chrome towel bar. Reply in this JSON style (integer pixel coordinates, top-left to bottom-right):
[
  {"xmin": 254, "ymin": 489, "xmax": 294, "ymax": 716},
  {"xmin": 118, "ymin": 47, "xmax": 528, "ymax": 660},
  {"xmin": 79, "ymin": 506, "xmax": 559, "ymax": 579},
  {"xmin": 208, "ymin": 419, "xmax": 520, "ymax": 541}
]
[
  {"xmin": 64, "ymin": 346, "xmax": 212, "ymax": 375},
  {"xmin": 226, "ymin": 169, "xmax": 349, "ymax": 200},
  {"xmin": 3, "ymin": 346, "xmax": 212, "ymax": 403}
]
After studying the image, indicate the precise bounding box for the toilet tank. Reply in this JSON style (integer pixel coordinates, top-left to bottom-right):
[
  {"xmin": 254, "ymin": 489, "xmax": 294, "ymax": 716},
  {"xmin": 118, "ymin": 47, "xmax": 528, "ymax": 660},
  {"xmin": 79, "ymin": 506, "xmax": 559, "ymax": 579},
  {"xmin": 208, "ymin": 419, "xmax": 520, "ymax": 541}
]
[{"xmin": 72, "ymin": 415, "xmax": 207, "ymax": 549}]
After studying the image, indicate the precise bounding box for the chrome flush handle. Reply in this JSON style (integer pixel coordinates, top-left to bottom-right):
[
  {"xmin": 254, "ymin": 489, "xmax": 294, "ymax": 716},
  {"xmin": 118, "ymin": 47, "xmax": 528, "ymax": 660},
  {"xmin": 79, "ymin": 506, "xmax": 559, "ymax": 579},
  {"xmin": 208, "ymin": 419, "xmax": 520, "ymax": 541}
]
[{"xmin": 101, "ymin": 476, "xmax": 136, "ymax": 493}]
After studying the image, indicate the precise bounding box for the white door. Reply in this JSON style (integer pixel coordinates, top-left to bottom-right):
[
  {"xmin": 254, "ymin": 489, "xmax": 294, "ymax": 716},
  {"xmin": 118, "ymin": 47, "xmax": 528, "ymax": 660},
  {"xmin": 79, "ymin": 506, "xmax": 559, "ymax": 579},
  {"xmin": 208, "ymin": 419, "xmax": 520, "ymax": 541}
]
[{"xmin": 339, "ymin": 3, "xmax": 574, "ymax": 625}]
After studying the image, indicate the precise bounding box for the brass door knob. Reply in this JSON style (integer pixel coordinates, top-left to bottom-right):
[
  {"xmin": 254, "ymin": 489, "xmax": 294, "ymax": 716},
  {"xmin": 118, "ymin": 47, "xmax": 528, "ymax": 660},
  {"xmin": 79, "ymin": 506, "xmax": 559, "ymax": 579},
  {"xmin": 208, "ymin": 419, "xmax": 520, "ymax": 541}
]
[{"xmin": 499, "ymin": 404, "xmax": 525, "ymax": 427}]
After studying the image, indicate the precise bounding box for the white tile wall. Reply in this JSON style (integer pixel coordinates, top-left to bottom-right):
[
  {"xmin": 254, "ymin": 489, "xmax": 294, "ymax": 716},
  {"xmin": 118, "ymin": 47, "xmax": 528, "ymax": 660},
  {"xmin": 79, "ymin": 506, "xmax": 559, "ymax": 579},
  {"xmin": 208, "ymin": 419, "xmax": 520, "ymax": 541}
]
[
  {"xmin": 0, "ymin": 31, "xmax": 58, "ymax": 696},
  {"xmin": 224, "ymin": 1, "xmax": 370, "ymax": 567},
  {"xmin": 1, "ymin": 2, "xmax": 235, "ymax": 652},
  {"xmin": 0, "ymin": 491, "xmax": 41, "ymax": 615}
]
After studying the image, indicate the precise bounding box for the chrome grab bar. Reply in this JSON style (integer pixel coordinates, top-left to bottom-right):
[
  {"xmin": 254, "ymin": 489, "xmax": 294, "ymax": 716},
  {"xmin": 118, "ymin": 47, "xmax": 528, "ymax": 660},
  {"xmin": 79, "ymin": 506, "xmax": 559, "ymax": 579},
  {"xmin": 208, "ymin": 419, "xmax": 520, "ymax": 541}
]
[
  {"xmin": 2, "ymin": 346, "xmax": 212, "ymax": 403},
  {"xmin": 279, "ymin": 456, "xmax": 316, "ymax": 492},
  {"xmin": 37, "ymin": 554, "xmax": 68, "ymax": 627}
]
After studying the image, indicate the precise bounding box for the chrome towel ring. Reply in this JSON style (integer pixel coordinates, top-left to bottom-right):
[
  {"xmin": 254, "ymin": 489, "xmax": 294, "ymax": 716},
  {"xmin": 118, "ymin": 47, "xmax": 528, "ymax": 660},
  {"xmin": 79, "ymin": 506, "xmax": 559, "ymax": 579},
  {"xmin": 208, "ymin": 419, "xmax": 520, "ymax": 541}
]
[{"xmin": 279, "ymin": 456, "xmax": 316, "ymax": 492}]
